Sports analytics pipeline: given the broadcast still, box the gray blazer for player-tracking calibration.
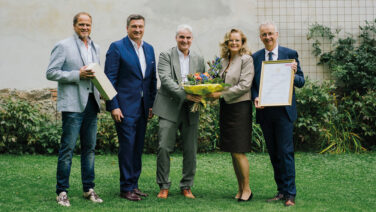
[152,47,206,123]
[220,54,254,104]
[46,34,101,112]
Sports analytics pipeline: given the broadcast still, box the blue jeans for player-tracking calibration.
[56,95,98,194]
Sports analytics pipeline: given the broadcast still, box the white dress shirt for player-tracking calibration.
[130,39,146,78]
[265,44,279,61]
[177,48,190,82]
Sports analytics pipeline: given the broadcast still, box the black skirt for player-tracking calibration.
[219,99,252,153]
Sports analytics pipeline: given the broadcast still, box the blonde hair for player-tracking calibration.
[220,29,251,58]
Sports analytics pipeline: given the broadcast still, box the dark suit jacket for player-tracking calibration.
[105,36,157,119]
[251,45,305,123]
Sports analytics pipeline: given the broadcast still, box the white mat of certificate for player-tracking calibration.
[259,59,295,106]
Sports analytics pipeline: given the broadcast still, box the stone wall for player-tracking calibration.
[0,88,59,118]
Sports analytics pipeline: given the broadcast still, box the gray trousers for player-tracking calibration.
[156,107,199,190]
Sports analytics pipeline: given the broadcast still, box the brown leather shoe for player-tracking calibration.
[133,188,148,197]
[181,189,195,199]
[285,196,295,206]
[267,193,285,202]
[157,189,169,199]
[120,191,141,201]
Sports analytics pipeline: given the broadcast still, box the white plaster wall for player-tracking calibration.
[0,0,258,90]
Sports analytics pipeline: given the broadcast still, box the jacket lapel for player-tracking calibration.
[188,53,195,75]
[219,58,229,78]
[277,45,285,60]
[124,36,143,78]
[142,44,149,76]
[171,47,182,83]
[73,35,87,66]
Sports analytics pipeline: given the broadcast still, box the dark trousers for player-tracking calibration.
[116,102,146,192]
[56,94,98,194]
[260,107,296,197]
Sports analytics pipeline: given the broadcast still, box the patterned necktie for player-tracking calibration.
[268,52,273,61]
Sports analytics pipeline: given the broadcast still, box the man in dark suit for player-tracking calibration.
[251,22,305,206]
[105,14,157,201]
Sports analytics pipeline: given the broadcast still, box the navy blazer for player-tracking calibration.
[251,46,305,123]
[105,36,157,119]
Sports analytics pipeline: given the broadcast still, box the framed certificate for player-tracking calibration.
[258,59,295,106]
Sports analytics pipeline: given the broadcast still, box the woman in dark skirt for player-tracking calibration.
[207,29,254,201]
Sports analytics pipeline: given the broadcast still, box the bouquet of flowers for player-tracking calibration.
[183,57,230,112]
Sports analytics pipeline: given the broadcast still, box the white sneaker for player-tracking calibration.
[56,191,71,207]
[83,188,103,203]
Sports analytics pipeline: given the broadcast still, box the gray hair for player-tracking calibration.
[176,24,193,36]
[127,14,145,27]
[259,21,278,33]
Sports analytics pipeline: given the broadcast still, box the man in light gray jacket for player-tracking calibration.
[46,12,102,207]
[152,24,205,199]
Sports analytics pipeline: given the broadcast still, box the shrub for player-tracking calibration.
[307,19,376,95]
[0,98,61,154]
[33,121,61,154]
[319,110,364,154]
[294,80,337,151]
[306,19,376,152]
[197,101,221,152]
[96,112,119,154]
[144,115,159,154]
[337,90,376,150]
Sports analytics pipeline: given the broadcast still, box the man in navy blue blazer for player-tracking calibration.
[251,22,305,206]
[105,14,157,201]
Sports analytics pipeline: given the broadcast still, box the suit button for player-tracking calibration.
[87,88,89,90]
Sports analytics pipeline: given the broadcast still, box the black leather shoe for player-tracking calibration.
[133,188,148,197]
[238,192,253,202]
[267,193,285,202]
[120,191,141,201]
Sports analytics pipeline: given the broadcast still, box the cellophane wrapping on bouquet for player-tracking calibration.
[183,57,230,112]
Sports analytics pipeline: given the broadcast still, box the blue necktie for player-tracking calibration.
[268,52,273,61]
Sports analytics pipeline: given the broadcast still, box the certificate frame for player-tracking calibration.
[258,59,295,107]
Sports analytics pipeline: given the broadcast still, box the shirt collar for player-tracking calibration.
[74,33,92,46]
[265,44,278,56]
[130,38,144,49]
[177,47,190,58]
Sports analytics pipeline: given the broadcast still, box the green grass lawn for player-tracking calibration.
[0,152,375,211]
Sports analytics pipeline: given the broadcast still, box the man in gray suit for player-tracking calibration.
[46,12,103,207]
[153,24,205,199]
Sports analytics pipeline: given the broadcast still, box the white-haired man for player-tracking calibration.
[251,22,305,206]
[152,24,205,199]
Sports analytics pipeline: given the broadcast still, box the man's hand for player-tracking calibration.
[291,62,297,74]
[111,108,124,123]
[186,94,202,103]
[254,97,264,109]
[206,92,221,100]
[148,108,153,120]
[79,66,95,79]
